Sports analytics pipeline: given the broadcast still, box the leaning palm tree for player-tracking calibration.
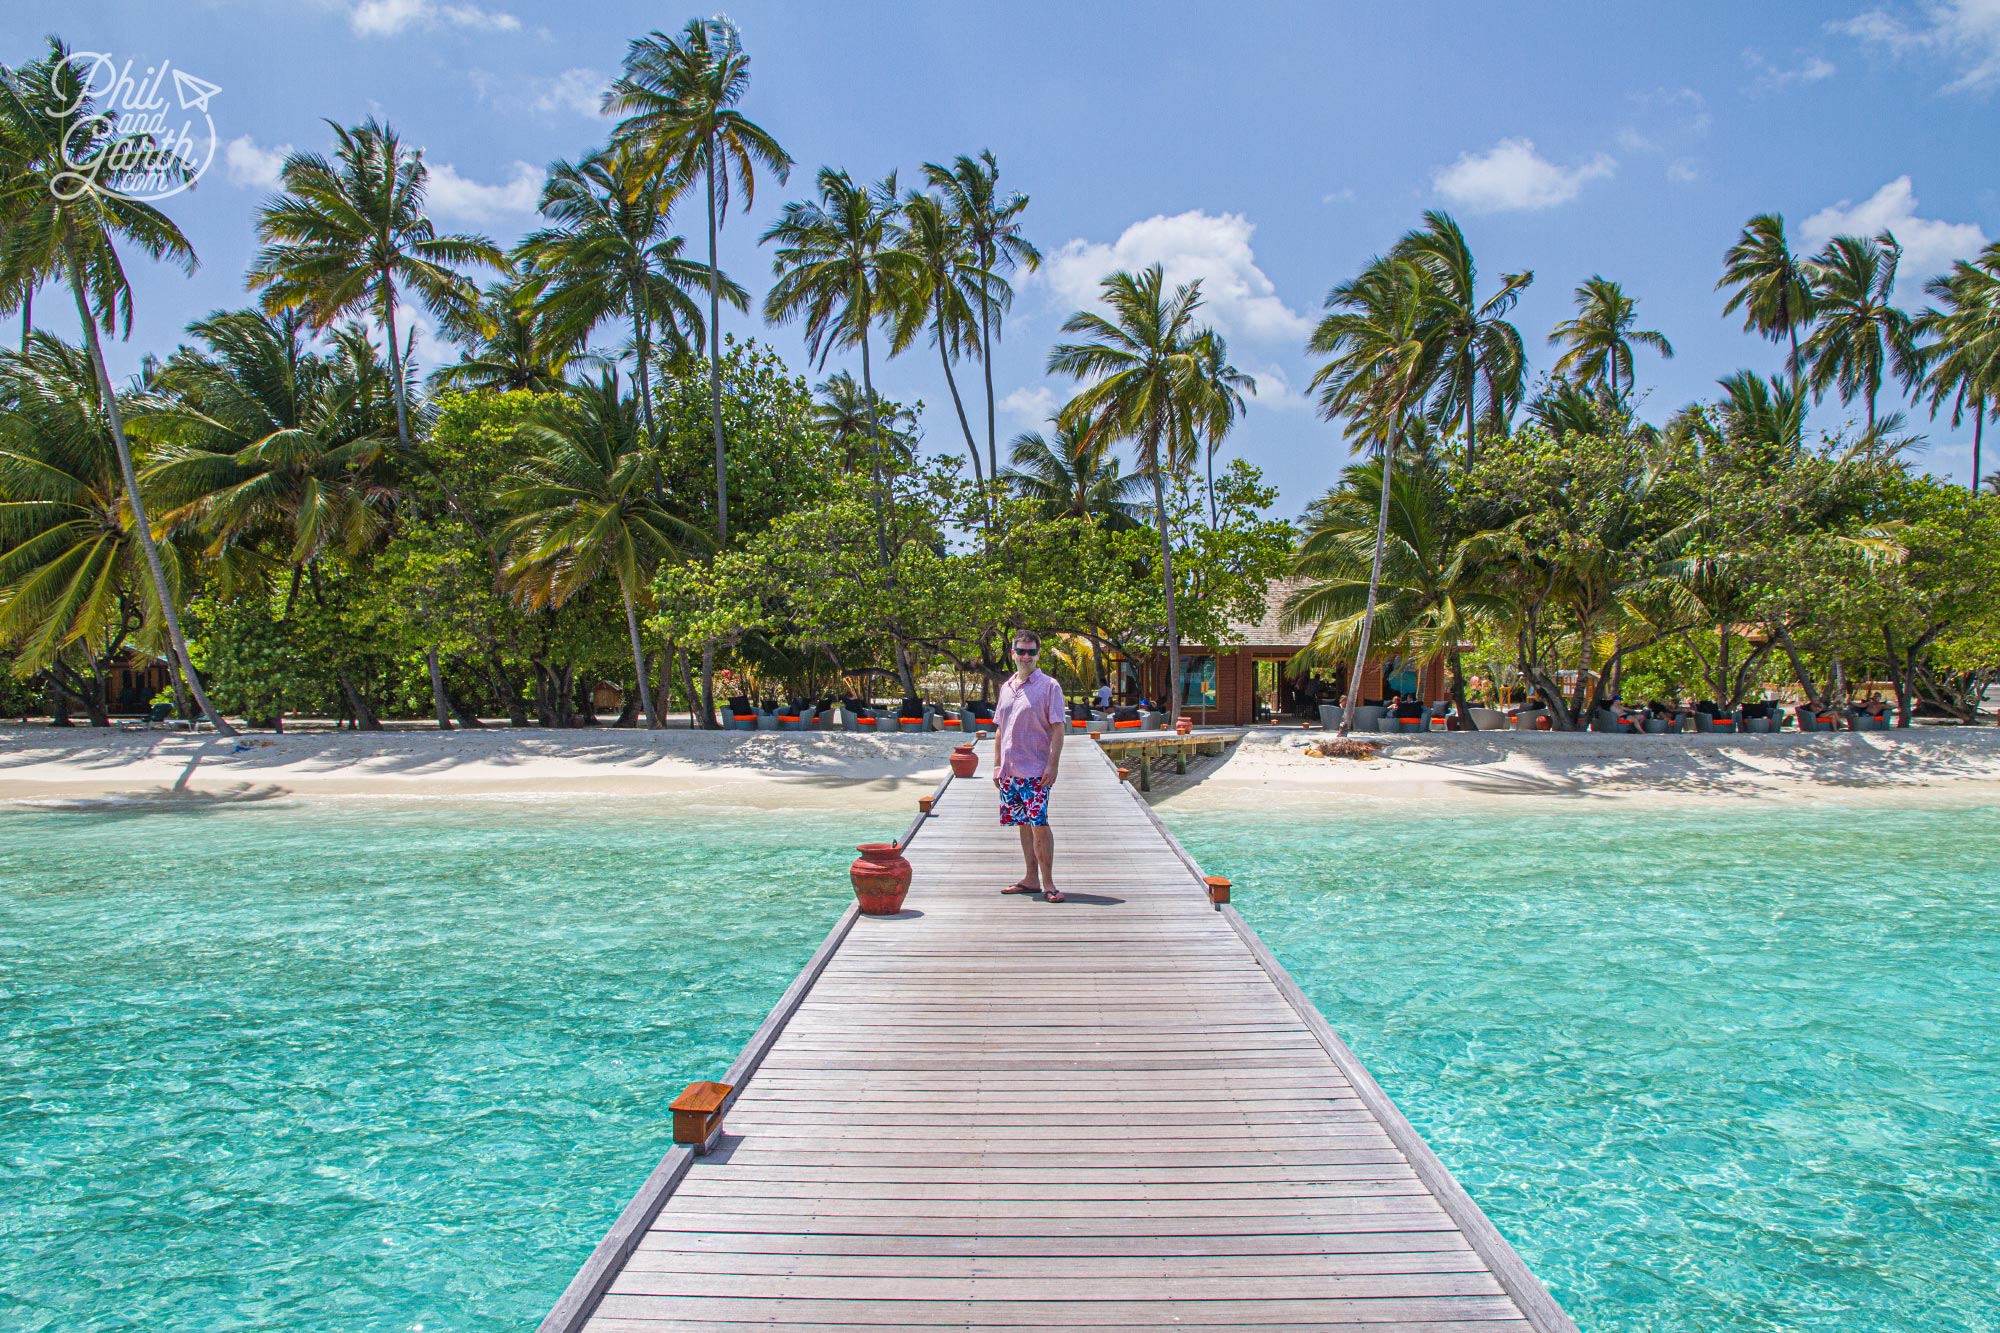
[1549,275,1673,398]
[1190,330,1255,528]
[1719,212,1815,383]
[1281,455,1502,728]
[888,190,997,492]
[516,144,742,436]
[1716,370,1806,454]
[606,17,792,548]
[1914,245,2000,491]
[246,117,501,449]
[1048,264,1230,724]
[0,334,171,710]
[497,374,707,729]
[1391,210,1530,450]
[924,151,1040,483]
[1801,232,1920,434]
[0,38,233,732]
[1002,419,1148,527]
[1306,255,1449,735]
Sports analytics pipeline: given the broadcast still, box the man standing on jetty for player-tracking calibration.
[994,629,1065,903]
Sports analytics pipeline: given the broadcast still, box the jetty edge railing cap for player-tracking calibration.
[533,766,955,1333]
[1111,744,1582,1333]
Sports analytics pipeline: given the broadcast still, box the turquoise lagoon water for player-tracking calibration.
[0,795,877,1333]
[5,793,1997,1333]
[1166,798,2000,1333]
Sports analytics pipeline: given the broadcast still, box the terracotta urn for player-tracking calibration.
[949,744,979,779]
[849,842,913,914]
[1175,717,1193,735]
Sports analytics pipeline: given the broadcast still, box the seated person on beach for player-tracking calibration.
[1394,697,1424,720]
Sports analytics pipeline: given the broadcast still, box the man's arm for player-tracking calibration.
[1044,729,1063,785]
[991,692,1006,783]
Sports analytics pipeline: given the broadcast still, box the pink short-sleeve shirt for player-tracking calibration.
[995,669,1066,781]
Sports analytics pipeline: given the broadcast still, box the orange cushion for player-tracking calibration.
[856,717,876,725]
[1113,719,1140,730]
[732,714,757,721]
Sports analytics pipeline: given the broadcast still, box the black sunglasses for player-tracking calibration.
[1012,646,1039,656]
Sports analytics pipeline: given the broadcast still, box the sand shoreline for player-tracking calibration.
[4,724,1999,815]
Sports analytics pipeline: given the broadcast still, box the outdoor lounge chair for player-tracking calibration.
[1512,706,1550,731]
[1795,705,1839,733]
[1108,706,1143,732]
[726,695,760,732]
[1691,702,1737,733]
[959,702,994,734]
[1139,710,1166,731]
[1852,708,1891,732]
[1469,705,1508,731]
[1592,706,1642,734]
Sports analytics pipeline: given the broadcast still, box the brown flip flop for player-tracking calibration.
[1001,881,1040,894]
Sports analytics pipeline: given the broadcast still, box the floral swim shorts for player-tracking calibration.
[998,775,1051,827]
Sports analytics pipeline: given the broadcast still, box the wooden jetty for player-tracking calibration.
[539,741,1578,1332]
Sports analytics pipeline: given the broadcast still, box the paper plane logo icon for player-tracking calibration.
[172,68,221,112]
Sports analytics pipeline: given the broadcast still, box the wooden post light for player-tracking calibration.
[917,795,934,815]
[671,1081,732,1155]
[1203,875,1232,910]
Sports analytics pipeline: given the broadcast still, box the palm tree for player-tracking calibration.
[607,16,792,548]
[497,373,706,729]
[1716,370,1806,453]
[0,334,170,721]
[764,168,913,503]
[1719,212,1815,382]
[1191,330,1254,528]
[432,271,588,394]
[1390,210,1530,450]
[517,145,741,436]
[889,190,997,492]
[1801,232,1920,433]
[1305,255,1449,735]
[814,371,916,474]
[1915,245,2000,491]
[134,310,394,589]
[0,38,233,732]
[1549,275,1673,397]
[246,117,501,449]
[1281,455,1502,727]
[1048,264,1231,724]
[1002,419,1148,527]
[924,151,1040,483]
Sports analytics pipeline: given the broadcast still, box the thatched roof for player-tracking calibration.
[1215,576,1315,649]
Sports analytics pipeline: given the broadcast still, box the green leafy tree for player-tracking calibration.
[0,38,232,730]
[1719,212,1815,382]
[433,269,587,395]
[607,16,792,547]
[1915,244,2000,492]
[1003,418,1146,527]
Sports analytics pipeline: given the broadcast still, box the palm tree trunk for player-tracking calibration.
[860,326,890,569]
[425,647,452,730]
[706,143,728,545]
[1463,347,1477,457]
[380,276,411,448]
[1866,382,1877,436]
[632,300,656,440]
[620,582,652,728]
[978,261,998,487]
[1972,398,1984,492]
[1338,430,1397,737]
[1205,440,1217,530]
[698,642,718,729]
[1149,421,1182,726]
[20,287,30,355]
[1447,646,1477,731]
[65,262,235,737]
[937,335,985,492]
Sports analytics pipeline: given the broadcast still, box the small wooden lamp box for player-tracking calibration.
[670,1081,732,1155]
[1203,875,1232,908]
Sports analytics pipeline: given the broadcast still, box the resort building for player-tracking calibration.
[1108,578,1448,725]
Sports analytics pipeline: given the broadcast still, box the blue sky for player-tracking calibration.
[11,0,2000,511]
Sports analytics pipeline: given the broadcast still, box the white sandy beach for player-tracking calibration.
[1156,725,2000,811]
[4,723,2000,814]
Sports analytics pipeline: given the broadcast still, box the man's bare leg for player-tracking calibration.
[1015,825,1042,890]
[1032,825,1058,900]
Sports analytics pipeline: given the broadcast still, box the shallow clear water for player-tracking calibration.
[0,795,881,1333]
[1165,798,2000,1333]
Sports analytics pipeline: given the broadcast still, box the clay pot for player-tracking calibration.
[1175,717,1193,735]
[849,842,912,914]
[949,744,979,779]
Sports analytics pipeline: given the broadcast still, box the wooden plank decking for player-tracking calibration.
[540,742,1577,1332]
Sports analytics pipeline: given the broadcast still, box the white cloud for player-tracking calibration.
[1835,0,2000,92]
[223,135,290,189]
[425,159,543,222]
[999,385,1057,423]
[345,0,520,37]
[1745,50,1838,89]
[1667,159,1703,184]
[1237,362,1312,413]
[527,67,609,117]
[1321,187,1356,205]
[1431,137,1615,213]
[1802,175,1989,289]
[1039,211,1310,342]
